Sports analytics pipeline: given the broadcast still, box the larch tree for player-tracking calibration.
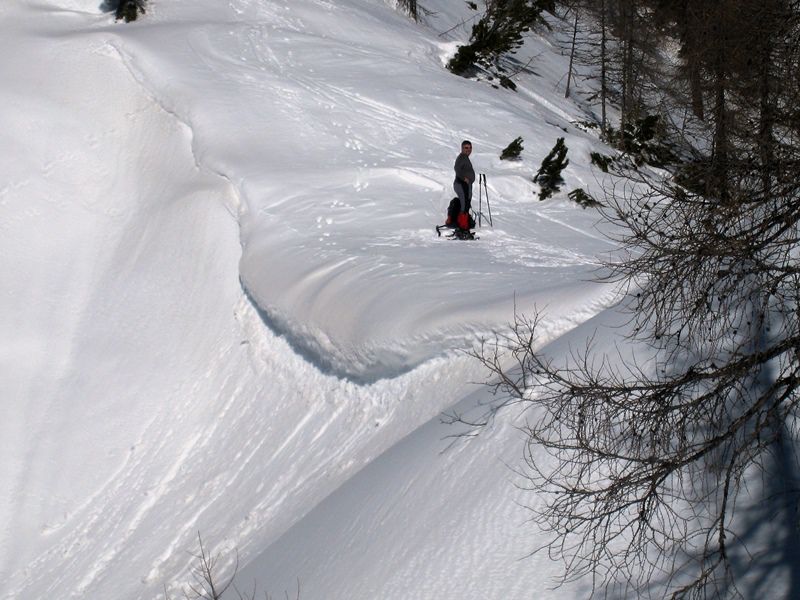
[461,1,800,597]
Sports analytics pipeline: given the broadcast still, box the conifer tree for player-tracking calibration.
[499,136,524,160]
[533,137,569,199]
[447,0,552,78]
[115,0,145,22]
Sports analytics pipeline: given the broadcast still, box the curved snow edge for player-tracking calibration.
[240,279,484,384]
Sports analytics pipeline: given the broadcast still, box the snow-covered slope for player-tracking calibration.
[231,310,625,600]
[106,0,618,382]
[1,1,622,599]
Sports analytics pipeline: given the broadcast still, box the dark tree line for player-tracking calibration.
[464,1,800,597]
[560,0,659,135]
[562,0,799,161]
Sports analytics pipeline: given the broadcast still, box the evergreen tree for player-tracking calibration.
[447,0,552,78]
[499,136,524,160]
[567,187,600,208]
[534,137,569,199]
[115,0,145,22]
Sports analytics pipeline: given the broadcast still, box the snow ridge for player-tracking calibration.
[3,1,625,599]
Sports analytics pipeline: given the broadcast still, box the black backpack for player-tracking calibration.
[445,197,475,229]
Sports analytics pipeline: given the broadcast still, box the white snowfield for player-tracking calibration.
[2,0,623,598]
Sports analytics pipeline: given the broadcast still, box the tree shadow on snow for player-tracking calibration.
[723,429,800,599]
[706,313,800,598]
[642,315,800,599]
[727,309,800,598]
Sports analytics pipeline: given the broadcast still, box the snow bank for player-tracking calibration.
[102,0,618,381]
[1,1,624,599]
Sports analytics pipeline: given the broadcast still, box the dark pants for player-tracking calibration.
[454,179,472,213]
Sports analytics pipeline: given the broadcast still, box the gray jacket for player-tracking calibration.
[454,153,475,185]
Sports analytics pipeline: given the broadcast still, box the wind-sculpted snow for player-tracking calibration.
[102,0,617,381]
[2,1,623,599]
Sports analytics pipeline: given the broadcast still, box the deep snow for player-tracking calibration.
[2,1,641,599]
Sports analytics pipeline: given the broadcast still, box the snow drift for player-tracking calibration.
[1,1,624,599]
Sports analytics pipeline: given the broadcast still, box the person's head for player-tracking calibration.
[460,140,473,155]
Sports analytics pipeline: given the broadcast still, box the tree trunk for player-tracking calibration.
[565,9,580,98]
[684,3,705,120]
[601,0,607,134]
[619,0,635,139]
[710,48,730,202]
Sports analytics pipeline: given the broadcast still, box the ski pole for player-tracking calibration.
[485,175,493,227]
[480,174,493,227]
[478,174,483,228]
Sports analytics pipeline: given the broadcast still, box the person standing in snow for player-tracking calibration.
[453,140,475,230]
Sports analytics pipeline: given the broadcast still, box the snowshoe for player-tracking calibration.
[435,224,477,240]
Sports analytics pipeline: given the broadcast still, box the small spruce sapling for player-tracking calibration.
[590,151,612,172]
[568,188,600,208]
[115,0,145,22]
[534,137,569,200]
[500,137,524,160]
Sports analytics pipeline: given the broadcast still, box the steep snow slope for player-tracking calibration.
[107,0,618,382]
[0,1,244,595]
[233,309,636,600]
[1,1,622,599]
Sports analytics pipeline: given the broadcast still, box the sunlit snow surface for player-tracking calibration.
[0,1,633,598]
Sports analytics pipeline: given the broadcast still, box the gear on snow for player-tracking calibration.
[436,197,477,240]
